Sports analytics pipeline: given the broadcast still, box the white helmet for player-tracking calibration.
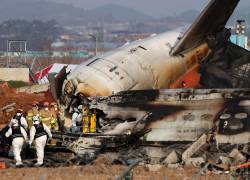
[32,115,41,125]
[78,105,83,110]
[11,118,19,127]
[77,105,83,113]
[16,112,22,117]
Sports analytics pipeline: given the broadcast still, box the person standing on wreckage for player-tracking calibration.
[5,118,28,167]
[29,115,52,167]
[71,105,83,133]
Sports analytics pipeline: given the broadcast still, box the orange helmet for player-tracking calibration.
[43,102,49,107]
[32,101,39,106]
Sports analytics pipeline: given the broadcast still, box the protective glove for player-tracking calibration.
[47,138,52,144]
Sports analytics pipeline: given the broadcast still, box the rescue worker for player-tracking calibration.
[50,102,59,115]
[49,103,59,131]
[82,105,91,133]
[40,101,58,131]
[26,101,40,127]
[9,110,28,130]
[71,105,83,133]
[5,118,28,167]
[29,115,52,166]
[90,109,97,133]
[31,101,40,112]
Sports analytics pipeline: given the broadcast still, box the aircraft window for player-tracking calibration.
[239,100,250,106]
[138,46,147,50]
[109,66,117,72]
[235,113,248,119]
[183,113,195,121]
[86,58,101,66]
[228,122,244,130]
[129,48,137,54]
[129,46,147,54]
[201,114,213,121]
[219,114,231,120]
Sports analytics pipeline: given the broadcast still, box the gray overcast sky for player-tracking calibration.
[48,0,249,17]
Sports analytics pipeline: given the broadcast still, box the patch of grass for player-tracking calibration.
[7,81,29,88]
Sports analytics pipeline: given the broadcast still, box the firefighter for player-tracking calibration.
[40,102,58,131]
[50,102,59,114]
[82,105,90,133]
[9,110,28,130]
[26,101,40,127]
[29,115,52,167]
[90,109,97,133]
[71,105,83,133]
[49,103,59,131]
[5,118,28,167]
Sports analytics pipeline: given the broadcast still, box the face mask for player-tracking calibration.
[12,119,19,127]
[33,121,40,125]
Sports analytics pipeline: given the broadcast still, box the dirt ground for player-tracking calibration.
[0,155,232,180]
[0,165,231,180]
[0,83,51,127]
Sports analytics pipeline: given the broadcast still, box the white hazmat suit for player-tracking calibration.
[71,106,83,133]
[29,118,52,166]
[9,115,28,130]
[5,120,28,166]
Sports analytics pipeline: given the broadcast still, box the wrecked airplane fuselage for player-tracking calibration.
[58,0,240,108]
[89,89,250,143]
[61,35,209,107]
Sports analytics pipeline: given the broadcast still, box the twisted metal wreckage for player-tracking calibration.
[1,0,250,171]
[52,0,250,152]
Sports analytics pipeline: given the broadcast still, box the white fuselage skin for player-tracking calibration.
[64,31,209,97]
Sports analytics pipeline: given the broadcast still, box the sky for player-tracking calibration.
[48,0,249,17]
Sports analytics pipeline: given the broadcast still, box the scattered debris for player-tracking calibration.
[116,159,140,180]
[0,103,16,113]
[167,163,181,169]
[218,156,232,166]
[182,134,208,162]
[229,149,246,164]
[163,150,180,165]
[232,161,250,170]
[145,164,163,172]
[185,157,206,167]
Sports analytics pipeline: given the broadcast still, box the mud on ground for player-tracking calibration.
[0,165,231,180]
[0,154,232,180]
[0,83,47,127]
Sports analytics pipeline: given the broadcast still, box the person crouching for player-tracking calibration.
[29,115,52,167]
[5,118,28,167]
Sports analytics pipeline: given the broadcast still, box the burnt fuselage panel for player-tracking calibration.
[90,89,250,142]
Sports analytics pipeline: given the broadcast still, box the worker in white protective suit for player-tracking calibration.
[5,118,28,167]
[29,115,52,166]
[9,110,28,131]
[71,105,83,133]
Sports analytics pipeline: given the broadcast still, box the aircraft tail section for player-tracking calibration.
[170,0,240,56]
